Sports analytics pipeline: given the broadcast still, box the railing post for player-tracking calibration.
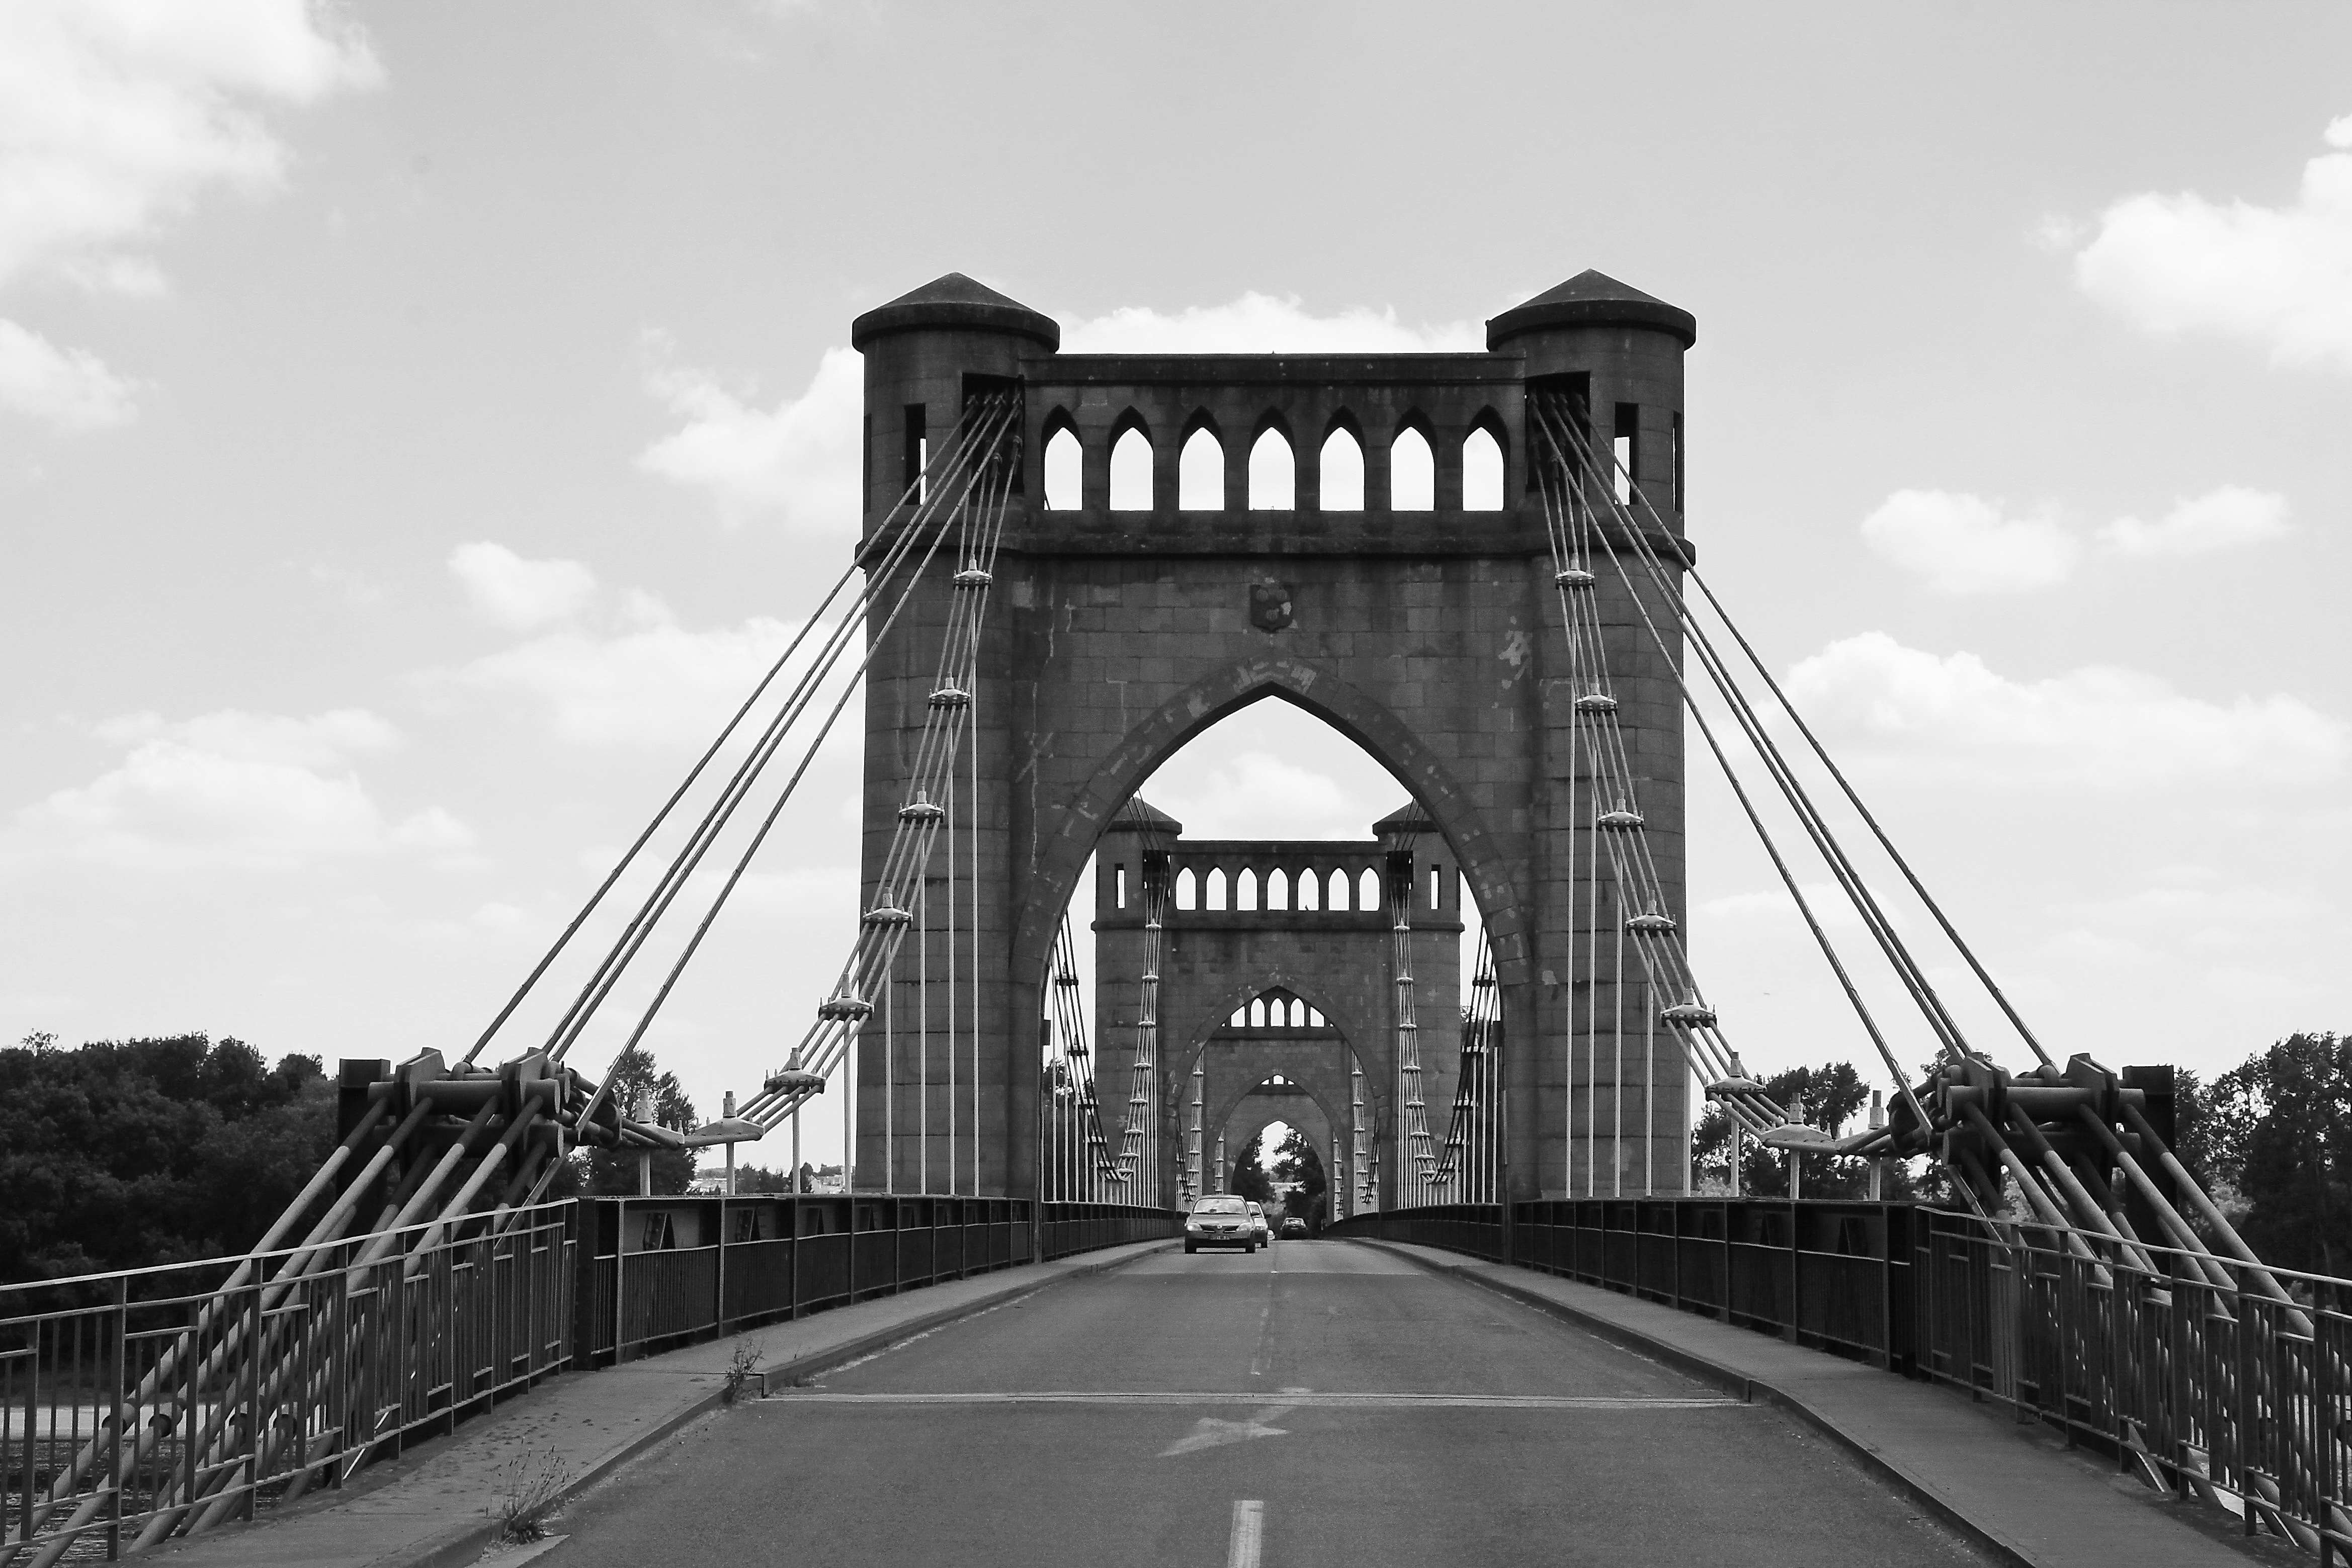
[111,1275,128,1557]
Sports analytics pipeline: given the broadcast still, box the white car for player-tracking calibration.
[1184,1195,1254,1254]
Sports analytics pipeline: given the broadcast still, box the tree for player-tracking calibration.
[1269,1127,1327,1226]
[0,1033,333,1282]
[1227,1131,1273,1204]
[579,1047,699,1196]
[2176,1033,2350,1275]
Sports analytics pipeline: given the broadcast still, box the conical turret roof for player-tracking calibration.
[850,272,1060,351]
[1487,269,1696,349]
[1107,797,1185,837]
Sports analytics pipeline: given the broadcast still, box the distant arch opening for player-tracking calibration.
[1179,425,1224,510]
[1319,426,1365,511]
[1248,427,1295,510]
[1236,866,1259,910]
[1110,423,1152,509]
[1391,426,1434,511]
[1205,865,1229,910]
[1042,422,1081,510]
[1464,424,1505,511]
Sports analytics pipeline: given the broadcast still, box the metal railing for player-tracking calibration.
[575,1196,1180,1365]
[1330,1199,2352,1554]
[4,1196,1177,1562]
[1,1203,574,1568]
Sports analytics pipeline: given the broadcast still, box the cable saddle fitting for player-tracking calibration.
[952,568,993,588]
[1660,1001,1718,1029]
[898,801,945,823]
[1597,808,1646,831]
[1625,911,1678,935]
[816,995,873,1021]
[928,686,972,708]
[862,906,913,926]
[1573,694,1620,715]
[1554,568,1595,590]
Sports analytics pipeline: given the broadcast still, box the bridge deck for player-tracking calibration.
[553,1241,1988,1568]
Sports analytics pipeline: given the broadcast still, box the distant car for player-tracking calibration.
[1246,1202,1271,1246]
[1280,1217,1307,1238]
[1185,1195,1254,1254]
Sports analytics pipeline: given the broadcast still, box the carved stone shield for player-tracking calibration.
[1249,579,1295,633]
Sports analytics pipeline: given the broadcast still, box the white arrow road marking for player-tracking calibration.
[1228,1500,1265,1568]
[1160,1405,1295,1457]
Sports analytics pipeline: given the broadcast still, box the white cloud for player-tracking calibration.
[1060,294,1481,355]
[1862,485,2290,590]
[455,595,809,747]
[0,317,141,430]
[636,294,1481,529]
[637,342,862,532]
[2098,485,2290,559]
[4,707,469,870]
[1698,883,1886,934]
[2071,116,2352,371]
[0,0,378,291]
[448,541,598,630]
[1859,490,2079,595]
[1786,632,2349,787]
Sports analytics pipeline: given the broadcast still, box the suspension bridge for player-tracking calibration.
[4,270,2345,1568]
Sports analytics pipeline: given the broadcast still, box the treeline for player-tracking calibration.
[1,1033,337,1282]
[0,1034,709,1285]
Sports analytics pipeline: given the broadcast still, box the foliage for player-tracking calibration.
[493,1449,571,1543]
[1689,1059,1921,1200]
[1269,1127,1327,1224]
[0,1032,334,1283]
[1226,1131,1273,1203]
[578,1046,698,1195]
[720,1337,767,1406]
[2175,1033,2351,1277]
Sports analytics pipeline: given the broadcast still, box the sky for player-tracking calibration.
[2,2,2347,1173]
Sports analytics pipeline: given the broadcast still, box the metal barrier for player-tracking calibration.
[4,1196,1176,1561]
[0,1203,574,1567]
[1330,1199,2352,1553]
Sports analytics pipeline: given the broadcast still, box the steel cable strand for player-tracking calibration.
[1530,426,1755,1107]
[770,425,1023,1126]
[1533,398,1971,1091]
[540,409,1001,1074]
[1050,919,1120,1189]
[695,404,1021,1130]
[1542,397,2015,1072]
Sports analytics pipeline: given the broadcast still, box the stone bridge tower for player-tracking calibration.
[851,269,1696,1205]
[1093,802,1464,1210]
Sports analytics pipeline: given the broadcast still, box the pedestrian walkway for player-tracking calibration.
[141,1240,1174,1568]
[1358,1240,2285,1568]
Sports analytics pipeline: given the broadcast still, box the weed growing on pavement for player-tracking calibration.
[494,1448,570,1543]
[721,1337,768,1405]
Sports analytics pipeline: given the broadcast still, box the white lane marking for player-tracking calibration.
[1228,1500,1265,1568]
[808,1289,1045,1381]
[770,1391,1739,1409]
[1246,1269,1277,1378]
[1160,1407,1294,1458]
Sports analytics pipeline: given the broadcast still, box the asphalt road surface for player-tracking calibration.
[548,1240,1993,1567]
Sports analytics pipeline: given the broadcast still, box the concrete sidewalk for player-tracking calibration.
[142,1239,1175,1568]
[1358,1240,2289,1568]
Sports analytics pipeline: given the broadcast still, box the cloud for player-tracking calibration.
[0,317,142,430]
[0,0,379,291]
[1859,490,2079,594]
[454,594,809,747]
[1060,293,1482,355]
[636,341,862,532]
[1785,633,2350,787]
[1862,485,2290,590]
[4,708,469,870]
[448,541,598,630]
[2097,485,2290,559]
[2070,115,2352,371]
[635,294,1481,529]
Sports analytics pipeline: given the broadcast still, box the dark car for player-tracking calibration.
[1184,1195,1254,1253]
[1280,1217,1307,1238]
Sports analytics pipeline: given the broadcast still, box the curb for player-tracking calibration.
[1353,1239,2043,1568]
[372,1240,1175,1568]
